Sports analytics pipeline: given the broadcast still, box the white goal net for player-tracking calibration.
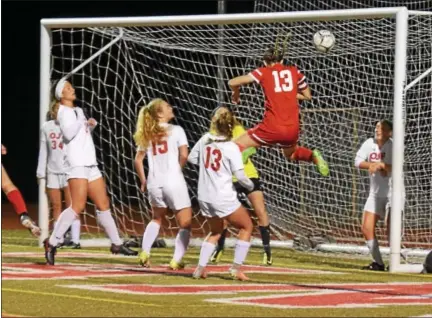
[44,8,431,256]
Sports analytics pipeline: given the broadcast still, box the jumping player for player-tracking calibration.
[134,98,192,270]
[37,101,80,248]
[228,48,329,176]
[2,144,40,236]
[208,106,273,265]
[44,79,137,265]
[188,111,254,281]
[355,120,397,271]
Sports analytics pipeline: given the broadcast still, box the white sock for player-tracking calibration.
[96,209,122,245]
[198,241,216,267]
[366,239,384,265]
[49,208,77,246]
[71,218,81,244]
[52,220,64,244]
[233,240,251,266]
[172,229,190,263]
[141,221,161,254]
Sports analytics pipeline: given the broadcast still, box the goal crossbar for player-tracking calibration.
[40,7,408,28]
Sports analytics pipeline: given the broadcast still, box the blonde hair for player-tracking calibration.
[48,100,60,120]
[212,111,236,142]
[133,98,168,149]
[210,106,241,137]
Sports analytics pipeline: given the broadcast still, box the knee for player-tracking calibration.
[243,219,254,234]
[152,216,163,226]
[178,219,191,230]
[71,202,86,214]
[361,222,373,236]
[97,198,110,211]
[51,201,62,215]
[2,182,16,194]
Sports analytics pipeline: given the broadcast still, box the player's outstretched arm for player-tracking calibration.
[134,150,147,192]
[228,75,255,104]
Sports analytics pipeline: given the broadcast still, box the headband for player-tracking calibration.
[55,79,67,100]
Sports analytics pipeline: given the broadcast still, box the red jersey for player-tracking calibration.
[249,64,308,128]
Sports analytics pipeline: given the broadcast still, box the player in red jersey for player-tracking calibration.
[228,48,329,176]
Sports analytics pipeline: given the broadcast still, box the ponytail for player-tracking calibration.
[133,98,167,149]
[213,111,235,142]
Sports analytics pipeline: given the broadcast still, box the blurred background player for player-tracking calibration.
[355,120,395,271]
[188,111,254,281]
[37,101,80,249]
[209,106,272,265]
[2,144,40,236]
[228,47,329,177]
[44,79,137,265]
[134,98,192,270]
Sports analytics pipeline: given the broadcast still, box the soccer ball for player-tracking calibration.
[313,30,336,53]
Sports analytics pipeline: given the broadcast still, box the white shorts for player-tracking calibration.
[46,173,68,189]
[363,196,389,219]
[66,166,102,182]
[148,181,191,211]
[198,199,241,219]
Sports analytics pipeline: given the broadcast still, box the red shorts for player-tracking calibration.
[247,122,299,148]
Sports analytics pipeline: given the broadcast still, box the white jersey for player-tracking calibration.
[188,133,244,204]
[57,105,97,168]
[138,123,188,189]
[355,138,393,198]
[36,120,67,178]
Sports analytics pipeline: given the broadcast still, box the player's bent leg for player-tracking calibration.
[234,132,261,151]
[47,188,65,246]
[170,207,192,270]
[362,210,385,271]
[248,190,272,265]
[285,146,329,177]
[88,176,137,256]
[225,206,253,281]
[194,217,224,279]
[139,206,167,267]
[210,220,228,264]
[45,178,86,265]
[2,165,40,236]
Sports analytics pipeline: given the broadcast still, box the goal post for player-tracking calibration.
[39,7,431,273]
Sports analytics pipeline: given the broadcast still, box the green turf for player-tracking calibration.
[2,229,431,317]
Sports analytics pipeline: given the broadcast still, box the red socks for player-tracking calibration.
[6,189,28,215]
[291,147,313,162]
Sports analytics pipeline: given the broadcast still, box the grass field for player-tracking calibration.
[2,229,432,317]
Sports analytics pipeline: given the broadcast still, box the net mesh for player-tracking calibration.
[49,9,432,249]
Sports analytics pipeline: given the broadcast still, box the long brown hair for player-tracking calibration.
[48,100,60,121]
[133,98,168,149]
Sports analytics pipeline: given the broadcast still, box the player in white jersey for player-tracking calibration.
[355,120,394,271]
[134,98,192,270]
[37,101,80,248]
[188,111,254,281]
[44,79,137,265]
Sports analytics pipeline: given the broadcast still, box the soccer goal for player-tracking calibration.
[39,7,432,273]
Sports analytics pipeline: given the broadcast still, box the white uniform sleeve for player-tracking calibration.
[188,136,204,165]
[355,139,371,168]
[233,169,254,192]
[36,127,48,178]
[228,143,245,173]
[176,126,188,148]
[59,108,83,141]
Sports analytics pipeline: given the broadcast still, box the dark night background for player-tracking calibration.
[1,0,256,203]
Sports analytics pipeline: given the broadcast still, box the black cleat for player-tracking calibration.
[60,241,81,249]
[43,238,57,265]
[362,262,385,271]
[110,244,138,256]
